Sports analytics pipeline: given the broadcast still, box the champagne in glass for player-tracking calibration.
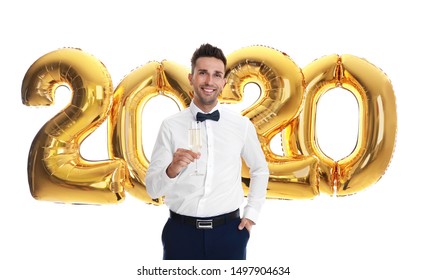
[189,121,203,176]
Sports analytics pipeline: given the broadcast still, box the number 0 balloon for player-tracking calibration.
[108,60,193,205]
[285,54,397,196]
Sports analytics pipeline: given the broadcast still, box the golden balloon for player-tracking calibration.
[108,60,193,205]
[285,54,397,196]
[22,48,128,204]
[223,45,320,199]
[22,47,396,204]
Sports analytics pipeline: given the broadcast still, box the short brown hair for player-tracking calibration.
[190,43,227,73]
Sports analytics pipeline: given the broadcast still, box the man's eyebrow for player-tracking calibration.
[214,70,224,75]
[197,68,224,75]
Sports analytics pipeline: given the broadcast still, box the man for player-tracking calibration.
[145,43,269,260]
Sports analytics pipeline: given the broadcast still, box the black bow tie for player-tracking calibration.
[196,110,220,122]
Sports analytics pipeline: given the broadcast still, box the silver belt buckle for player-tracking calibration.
[196,219,213,229]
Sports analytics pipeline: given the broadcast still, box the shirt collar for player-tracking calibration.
[190,101,221,119]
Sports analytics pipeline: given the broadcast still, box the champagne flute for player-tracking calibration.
[188,121,203,176]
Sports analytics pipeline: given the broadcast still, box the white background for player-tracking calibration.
[1,1,425,279]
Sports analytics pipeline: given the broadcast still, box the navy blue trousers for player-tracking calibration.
[161,215,250,260]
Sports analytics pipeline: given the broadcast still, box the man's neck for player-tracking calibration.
[193,100,218,113]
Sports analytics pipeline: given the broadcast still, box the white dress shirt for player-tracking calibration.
[145,101,269,223]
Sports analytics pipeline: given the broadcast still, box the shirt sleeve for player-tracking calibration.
[241,118,270,223]
[145,121,178,199]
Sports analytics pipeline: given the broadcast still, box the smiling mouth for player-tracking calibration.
[201,87,216,94]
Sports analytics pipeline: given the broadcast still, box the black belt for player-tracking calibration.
[169,209,240,229]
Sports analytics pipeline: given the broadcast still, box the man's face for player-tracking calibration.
[188,56,226,112]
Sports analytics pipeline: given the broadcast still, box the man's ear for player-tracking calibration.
[188,73,193,85]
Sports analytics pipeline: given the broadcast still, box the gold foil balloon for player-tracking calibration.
[223,45,320,199]
[23,47,396,204]
[285,54,397,196]
[108,60,192,205]
[22,48,129,204]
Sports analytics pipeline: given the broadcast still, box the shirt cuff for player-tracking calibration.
[242,205,260,224]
